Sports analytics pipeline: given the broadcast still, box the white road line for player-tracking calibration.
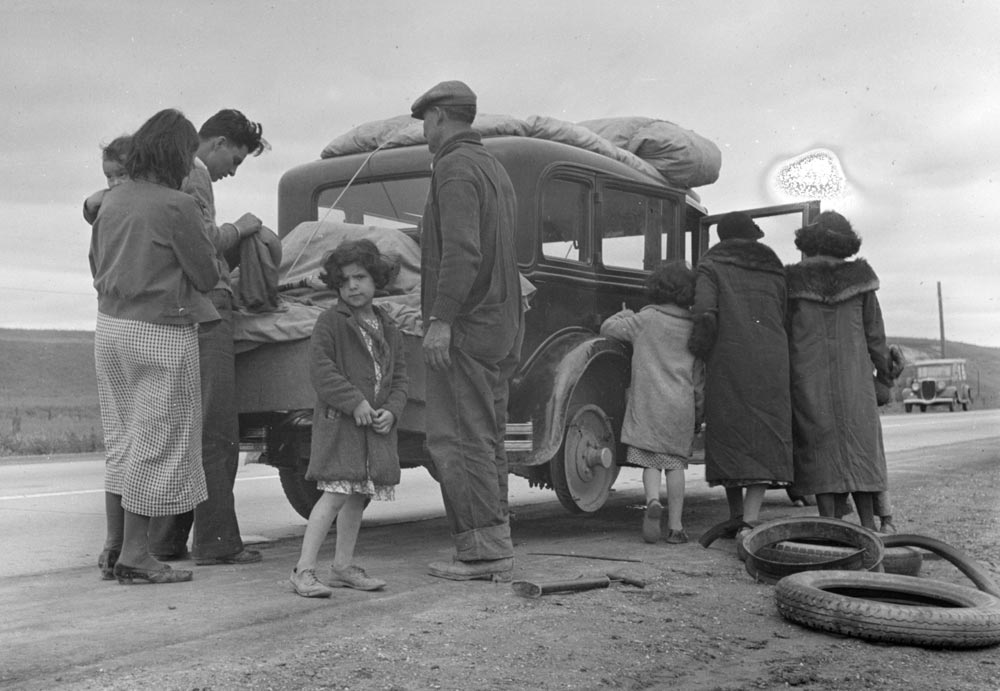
[0,474,275,501]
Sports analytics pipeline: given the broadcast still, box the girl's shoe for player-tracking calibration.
[98,549,120,581]
[113,561,192,585]
[664,529,689,544]
[290,567,334,598]
[642,500,663,544]
[329,565,386,591]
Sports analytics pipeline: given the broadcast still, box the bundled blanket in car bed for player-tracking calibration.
[232,220,423,351]
[319,113,719,189]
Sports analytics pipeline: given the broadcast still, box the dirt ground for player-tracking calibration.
[3,439,999,691]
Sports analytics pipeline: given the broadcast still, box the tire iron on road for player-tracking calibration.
[511,571,647,598]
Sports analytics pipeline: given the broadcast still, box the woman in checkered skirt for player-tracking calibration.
[90,109,220,584]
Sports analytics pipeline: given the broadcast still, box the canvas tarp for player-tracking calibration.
[232,220,423,350]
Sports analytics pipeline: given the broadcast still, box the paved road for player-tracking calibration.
[0,410,996,690]
[0,409,996,580]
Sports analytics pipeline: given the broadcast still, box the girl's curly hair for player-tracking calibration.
[794,210,862,258]
[646,260,696,308]
[319,239,398,292]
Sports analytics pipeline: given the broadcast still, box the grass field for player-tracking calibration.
[0,329,101,456]
[1,328,997,456]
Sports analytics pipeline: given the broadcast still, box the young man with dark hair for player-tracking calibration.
[147,109,269,566]
[411,81,524,582]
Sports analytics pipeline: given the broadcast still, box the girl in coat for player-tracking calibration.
[688,212,794,536]
[290,239,408,597]
[786,211,893,530]
[601,262,705,544]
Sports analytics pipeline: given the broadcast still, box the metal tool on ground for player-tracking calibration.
[511,571,647,598]
[526,552,642,563]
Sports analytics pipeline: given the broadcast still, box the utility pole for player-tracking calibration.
[937,281,946,358]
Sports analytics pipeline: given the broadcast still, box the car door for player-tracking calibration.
[694,201,821,267]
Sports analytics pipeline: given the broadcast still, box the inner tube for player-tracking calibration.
[882,534,1000,597]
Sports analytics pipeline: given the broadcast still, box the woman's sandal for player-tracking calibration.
[98,549,120,581]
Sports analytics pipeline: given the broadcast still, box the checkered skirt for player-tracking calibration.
[95,313,208,516]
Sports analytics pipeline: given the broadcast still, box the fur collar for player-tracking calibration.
[786,257,879,304]
[700,239,784,276]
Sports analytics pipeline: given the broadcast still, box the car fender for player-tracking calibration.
[509,327,630,467]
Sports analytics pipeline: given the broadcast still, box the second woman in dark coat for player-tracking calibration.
[785,211,892,530]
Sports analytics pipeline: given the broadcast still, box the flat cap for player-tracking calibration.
[410,80,477,119]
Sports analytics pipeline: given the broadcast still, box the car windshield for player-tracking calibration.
[917,364,953,378]
[316,177,429,232]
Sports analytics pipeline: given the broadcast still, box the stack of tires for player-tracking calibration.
[735,517,1000,649]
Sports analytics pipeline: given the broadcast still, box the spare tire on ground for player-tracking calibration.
[775,570,1000,649]
[741,517,884,584]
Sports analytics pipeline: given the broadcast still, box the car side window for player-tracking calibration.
[315,178,428,233]
[541,177,591,263]
[601,188,678,270]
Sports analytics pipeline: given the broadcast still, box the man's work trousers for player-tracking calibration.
[148,293,244,560]
[426,347,515,562]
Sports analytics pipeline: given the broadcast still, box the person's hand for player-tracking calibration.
[352,400,376,426]
[232,212,262,237]
[84,189,107,217]
[372,409,395,435]
[422,319,452,371]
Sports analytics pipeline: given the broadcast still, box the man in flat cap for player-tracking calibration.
[413,80,523,582]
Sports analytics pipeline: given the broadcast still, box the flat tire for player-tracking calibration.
[742,517,884,584]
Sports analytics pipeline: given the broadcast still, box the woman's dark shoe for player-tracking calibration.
[664,529,690,544]
[98,549,120,581]
[113,561,193,585]
[195,549,262,566]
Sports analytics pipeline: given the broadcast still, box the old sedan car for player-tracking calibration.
[902,358,973,412]
[233,130,818,516]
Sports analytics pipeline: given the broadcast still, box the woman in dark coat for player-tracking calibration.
[786,211,892,530]
[689,212,793,531]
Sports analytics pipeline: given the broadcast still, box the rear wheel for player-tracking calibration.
[550,404,619,513]
[279,466,322,519]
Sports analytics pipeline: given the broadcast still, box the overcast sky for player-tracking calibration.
[3,0,998,346]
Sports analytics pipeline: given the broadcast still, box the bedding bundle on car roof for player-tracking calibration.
[320,113,721,190]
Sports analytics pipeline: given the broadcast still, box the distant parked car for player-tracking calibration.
[902,358,973,412]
